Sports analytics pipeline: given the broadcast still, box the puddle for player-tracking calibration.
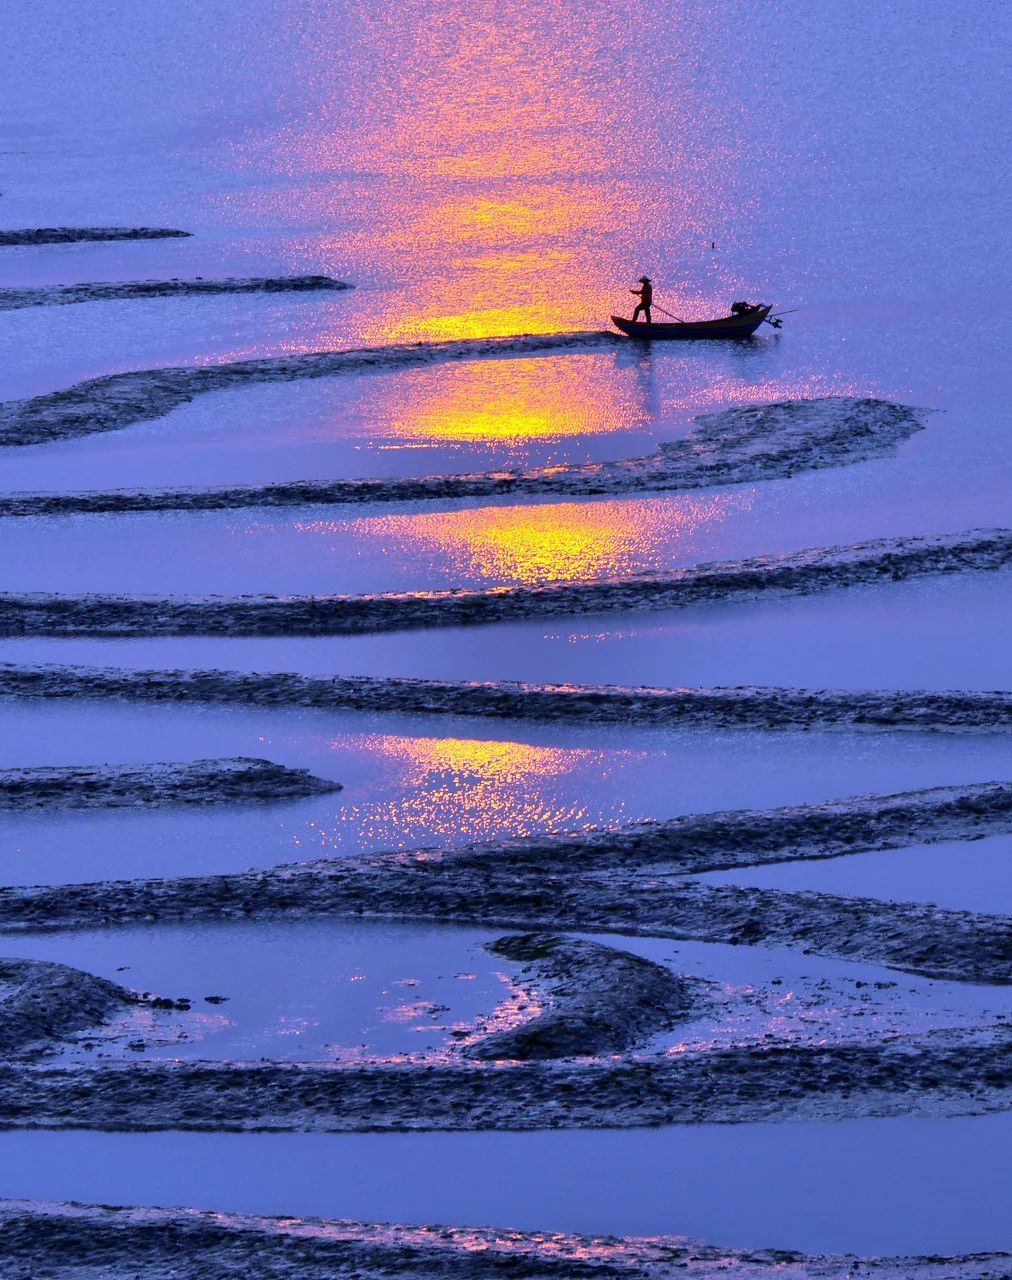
[0,920,507,1063]
[0,463,1006,599]
[0,492,757,596]
[593,934,1010,1055]
[0,918,1003,1065]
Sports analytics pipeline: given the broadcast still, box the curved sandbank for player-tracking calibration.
[3,1202,1007,1279]
[0,330,613,447]
[463,934,708,1060]
[0,275,353,310]
[0,398,925,514]
[0,757,341,810]
[0,227,191,246]
[2,781,1009,982]
[0,528,1005,638]
[0,958,133,1057]
[1,661,1009,733]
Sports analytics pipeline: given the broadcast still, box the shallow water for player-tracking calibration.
[0,1116,1009,1256]
[1,570,1006,692]
[1,698,1011,885]
[700,835,1012,916]
[1,0,1009,1260]
[0,354,668,489]
[1,462,1007,599]
[2,921,1001,1064]
[2,920,508,1063]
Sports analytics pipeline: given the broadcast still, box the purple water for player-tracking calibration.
[0,0,1009,1260]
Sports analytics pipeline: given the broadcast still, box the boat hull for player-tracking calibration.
[611,306,771,339]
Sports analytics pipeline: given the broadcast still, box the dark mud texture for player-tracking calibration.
[0,958,133,1057]
[2,781,1009,983]
[0,1027,1007,1132]
[4,869,1004,983]
[0,330,613,447]
[0,274,352,311]
[0,397,925,515]
[0,528,1006,638]
[2,661,1010,734]
[464,933,708,1060]
[0,226,191,246]
[0,757,341,810]
[434,779,1012,877]
[3,1203,1007,1280]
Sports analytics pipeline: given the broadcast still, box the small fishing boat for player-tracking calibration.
[611,303,774,340]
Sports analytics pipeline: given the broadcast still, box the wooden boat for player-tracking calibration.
[611,304,773,340]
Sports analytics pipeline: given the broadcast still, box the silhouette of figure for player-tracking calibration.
[630,276,653,323]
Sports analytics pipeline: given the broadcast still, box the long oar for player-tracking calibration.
[652,303,685,322]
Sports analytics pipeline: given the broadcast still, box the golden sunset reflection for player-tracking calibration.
[364,181,627,344]
[236,1,747,348]
[292,491,752,586]
[301,732,640,852]
[376,355,645,445]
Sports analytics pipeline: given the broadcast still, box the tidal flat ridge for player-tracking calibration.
[0,226,191,245]
[0,274,352,309]
[0,528,1004,636]
[0,757,341,809]
[2,781,1009,984]
[2,1202,1007,1279]
[0,397,925,512]
[0,1030,1008,1132]
[0,331,615,446]
[1,662,1009,732]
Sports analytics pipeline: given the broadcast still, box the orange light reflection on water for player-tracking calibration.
[367,354,646,446]
[210,0,802,517]
[368,180,630,344]
[291,491,752,586]
[238,0,748,348]
[303,732,641,853]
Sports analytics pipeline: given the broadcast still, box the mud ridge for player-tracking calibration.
[3,1202,1007,1280]
[463,934,709,1060]
[0,227,191,246]
[0,958,133,1057]
[0,757,341,809]
[2,823,1009,981]
[0,274,353,310]
[0,1028,1006,1132]
[1,661,1009,733]
[430,780,1012,876]
[0,398,925,514]
[0,528,1006,637]
[0,330,615,447]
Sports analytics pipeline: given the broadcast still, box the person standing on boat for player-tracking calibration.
[630,276,653,323]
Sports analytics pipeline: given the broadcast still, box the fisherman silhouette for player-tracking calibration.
[630,276,652,323]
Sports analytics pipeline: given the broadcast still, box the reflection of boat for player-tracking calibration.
[611,304,773,339]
